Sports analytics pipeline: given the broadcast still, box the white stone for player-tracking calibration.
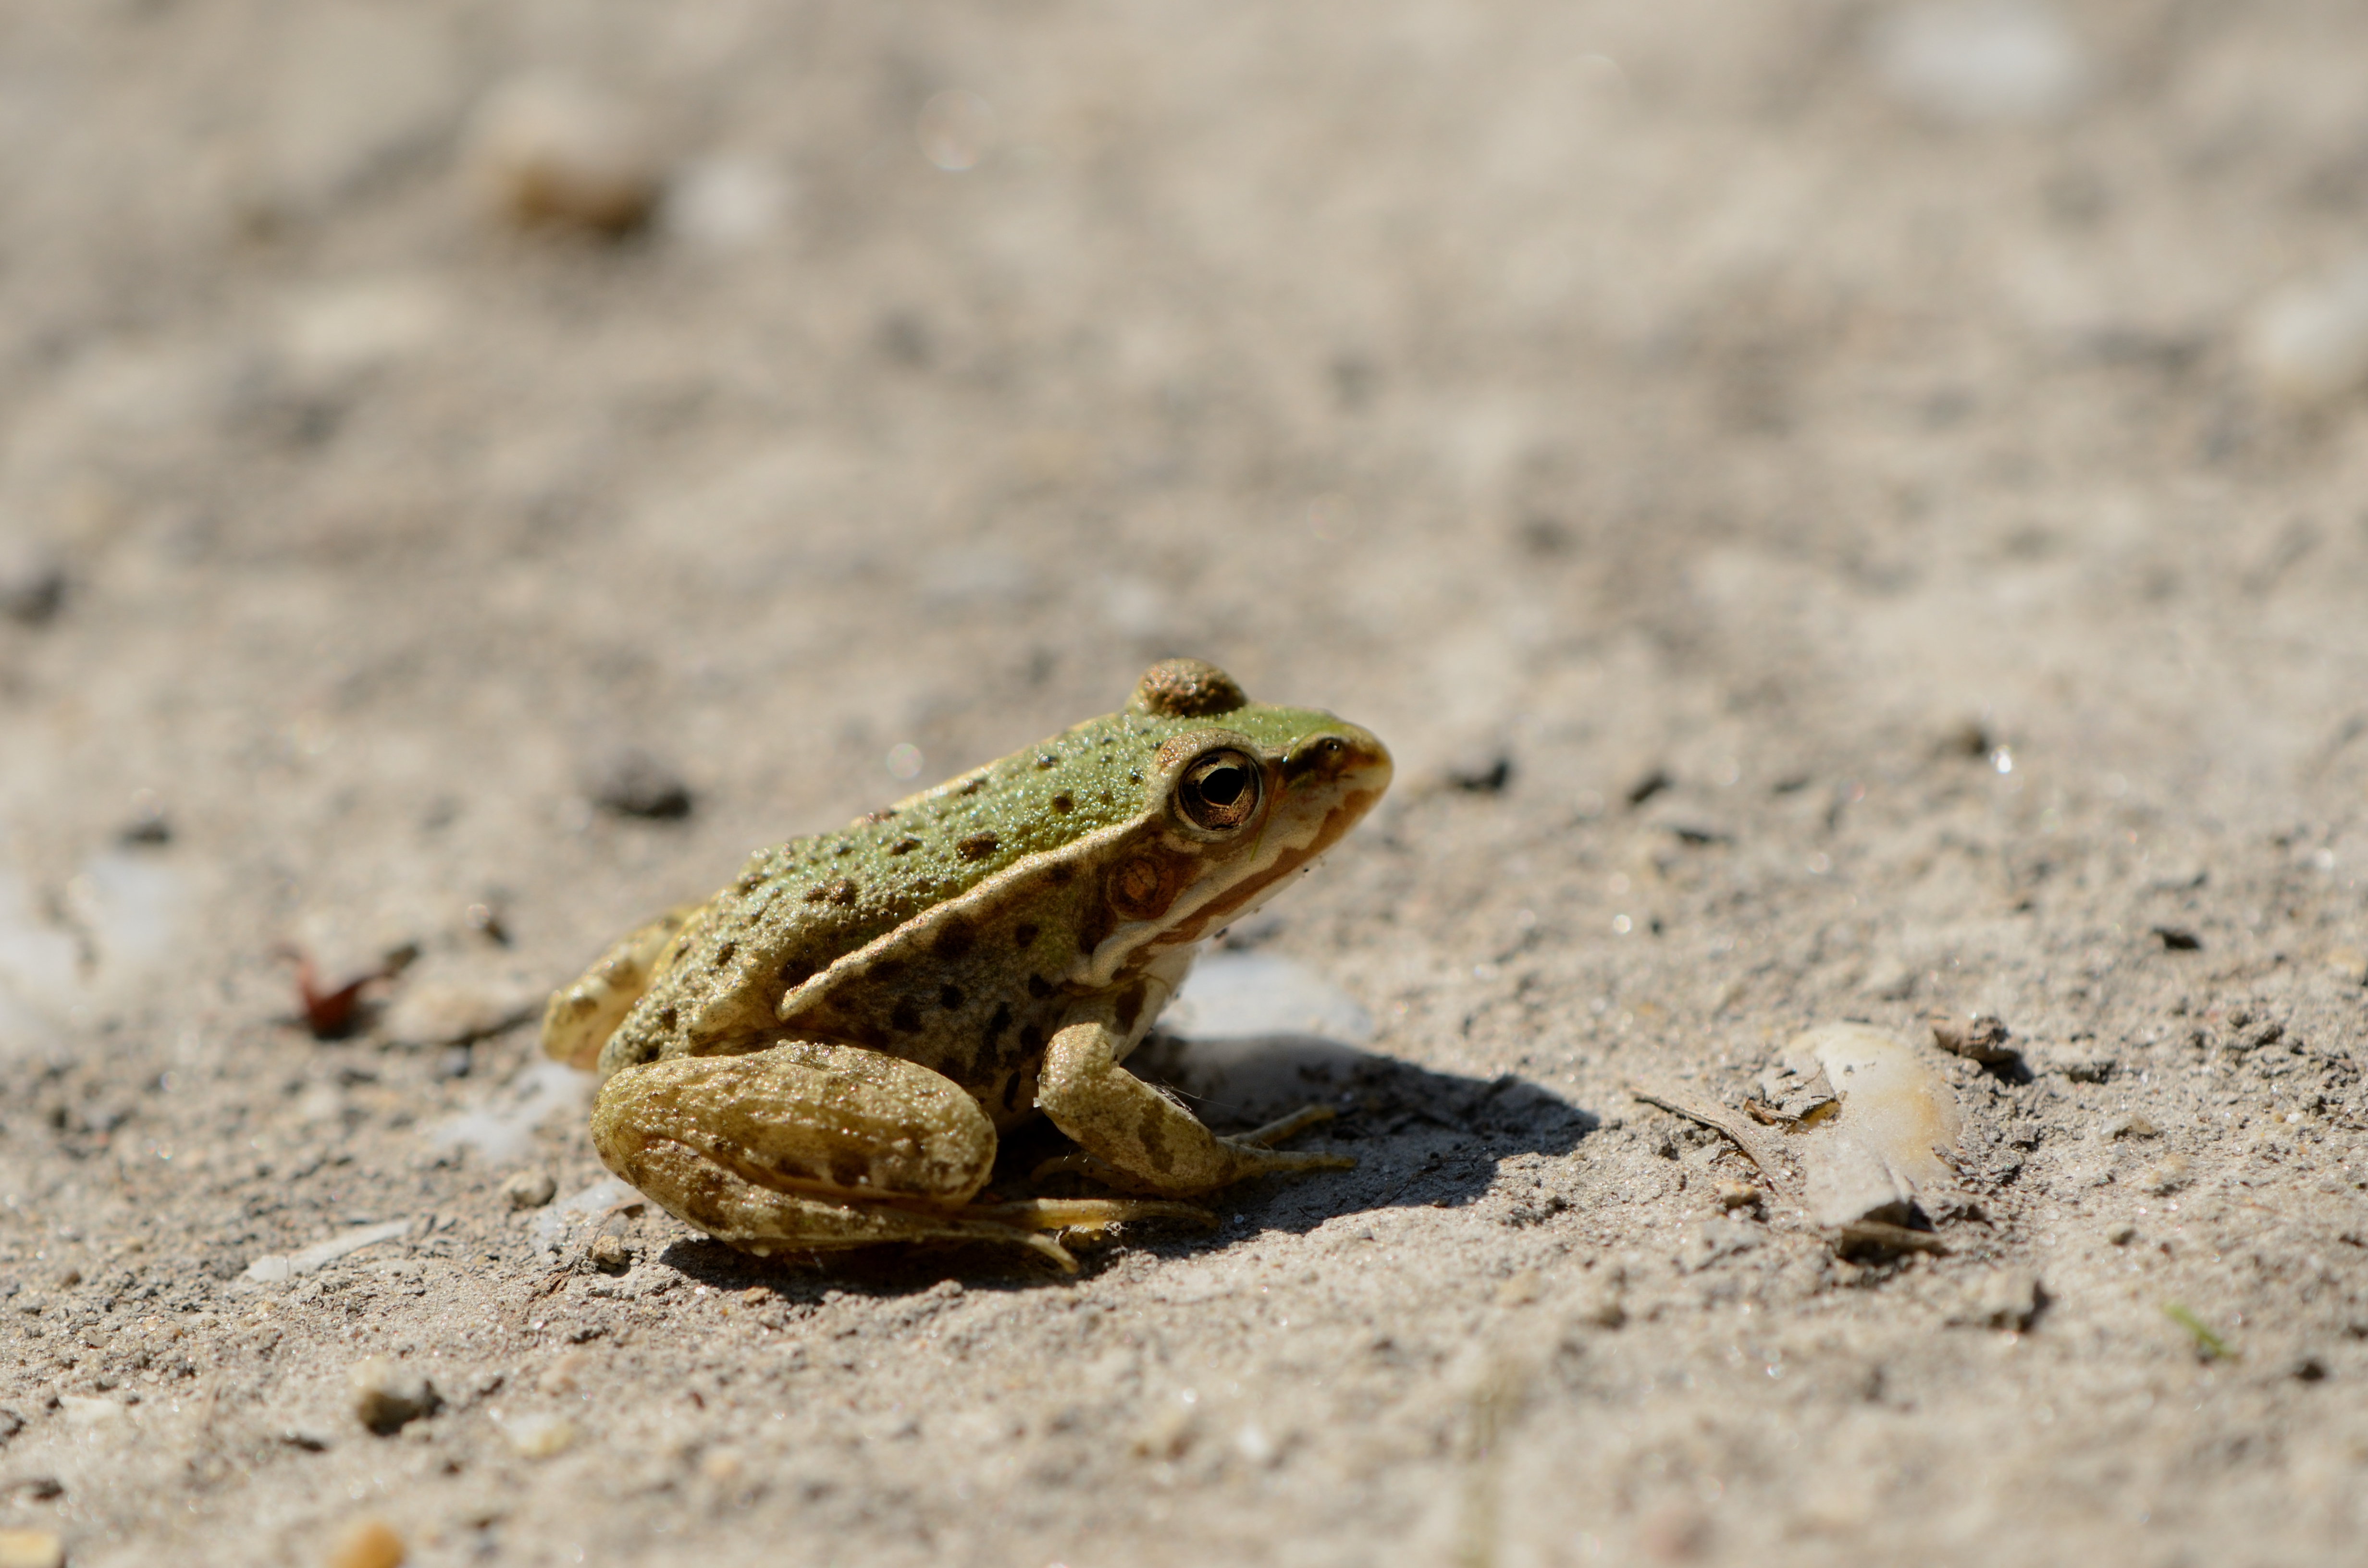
[1869,0,2089,125]
[1164,951,1375,1043]
[277,277,453,382]
[2244,259,2368,405]
[663,157,791,251]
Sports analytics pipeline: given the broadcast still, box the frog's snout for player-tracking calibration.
[1283,723,1393,804]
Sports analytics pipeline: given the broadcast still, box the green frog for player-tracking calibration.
[541,659,1393,1269]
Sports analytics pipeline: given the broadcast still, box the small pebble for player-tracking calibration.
[2143,1154,2192,1195]
[2108,1223,2138,1246]
[349,1356,442,1436]
[1130,1402,1196,1460]
[1570,1283,1627,1330]
[327,1517,406,1568]
[2107,1112,2159,1139]
[1492,1269,1541,1307]
[1962,1271,2045,1332]
[500,1412,579,1459]
[503,1170,558,1211]
[584,747,694,821]
[381,978,537,1050]
[466,76,660,235]
[2244,259,2368,406]
[1232,1421,1280,1467]
[2039,1041,2115,1083]
[662,156,789,251]
[588,1233,632,1273]
[1930,1011,2017,1064]
[0,1531,65,1568]
[536,1352,591,1396]
[1715,1180,1761,1211]
[0,544,66,626]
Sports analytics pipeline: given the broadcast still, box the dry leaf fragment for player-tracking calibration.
[1784,1023,1963,1229]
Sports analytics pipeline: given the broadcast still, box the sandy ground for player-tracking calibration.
[3,2,2367,1564]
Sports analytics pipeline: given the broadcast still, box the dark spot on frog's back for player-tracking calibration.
[890,998,922,1033]
[1050,794,1074,814]
[940,983,964,1010]
[805,878,859,906]
[957,833,999,862]
[1018,1023,1044,1056]
[932,918,976,959]
[1027,973,1052,999]
[1014,922,1039,948]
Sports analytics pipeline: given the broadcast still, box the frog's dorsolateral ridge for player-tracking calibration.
[540,661,1392,1270]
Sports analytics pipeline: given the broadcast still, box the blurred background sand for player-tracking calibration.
[1,4,2366,1564]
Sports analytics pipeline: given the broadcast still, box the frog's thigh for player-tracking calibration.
[1035,1020,1355,1198]
[590,1042,998,1247]
[540,903,706,1069]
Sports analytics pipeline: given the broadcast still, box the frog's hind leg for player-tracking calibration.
[541,903,707,1069]
[590,1041,1199,1271]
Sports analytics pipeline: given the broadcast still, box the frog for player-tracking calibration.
[540,658,1393,1270]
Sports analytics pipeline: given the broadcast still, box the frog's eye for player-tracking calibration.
[1177,749,1261,832]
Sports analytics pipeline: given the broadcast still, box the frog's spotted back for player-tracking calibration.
[1129,657,1248,719]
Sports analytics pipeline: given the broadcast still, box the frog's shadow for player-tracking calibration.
[656,1031,1596,1299]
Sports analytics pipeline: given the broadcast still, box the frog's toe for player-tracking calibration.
[974,1196,1216,1239]
[1224,1143,1357,1179]
[1234,1103,1342,1149]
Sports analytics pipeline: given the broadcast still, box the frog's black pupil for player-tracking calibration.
[1180,750,1259,829]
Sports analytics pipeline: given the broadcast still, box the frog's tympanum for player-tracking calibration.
[542,660,1392,1269]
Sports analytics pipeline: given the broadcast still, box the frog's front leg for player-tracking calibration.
[1033,1009,1356,1197]
[590,1041,1205,1271]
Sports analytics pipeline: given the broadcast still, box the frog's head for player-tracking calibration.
[1079,658,1391,983]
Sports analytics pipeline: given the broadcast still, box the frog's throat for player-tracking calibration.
[1077,778,1387,991]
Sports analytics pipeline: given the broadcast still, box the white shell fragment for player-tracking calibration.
[1783,1023,1963,1228]
[2243,259,2368,406]
[241,1219,412,1284]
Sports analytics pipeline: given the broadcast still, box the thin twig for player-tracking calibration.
[1629,1086,1791,1189]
